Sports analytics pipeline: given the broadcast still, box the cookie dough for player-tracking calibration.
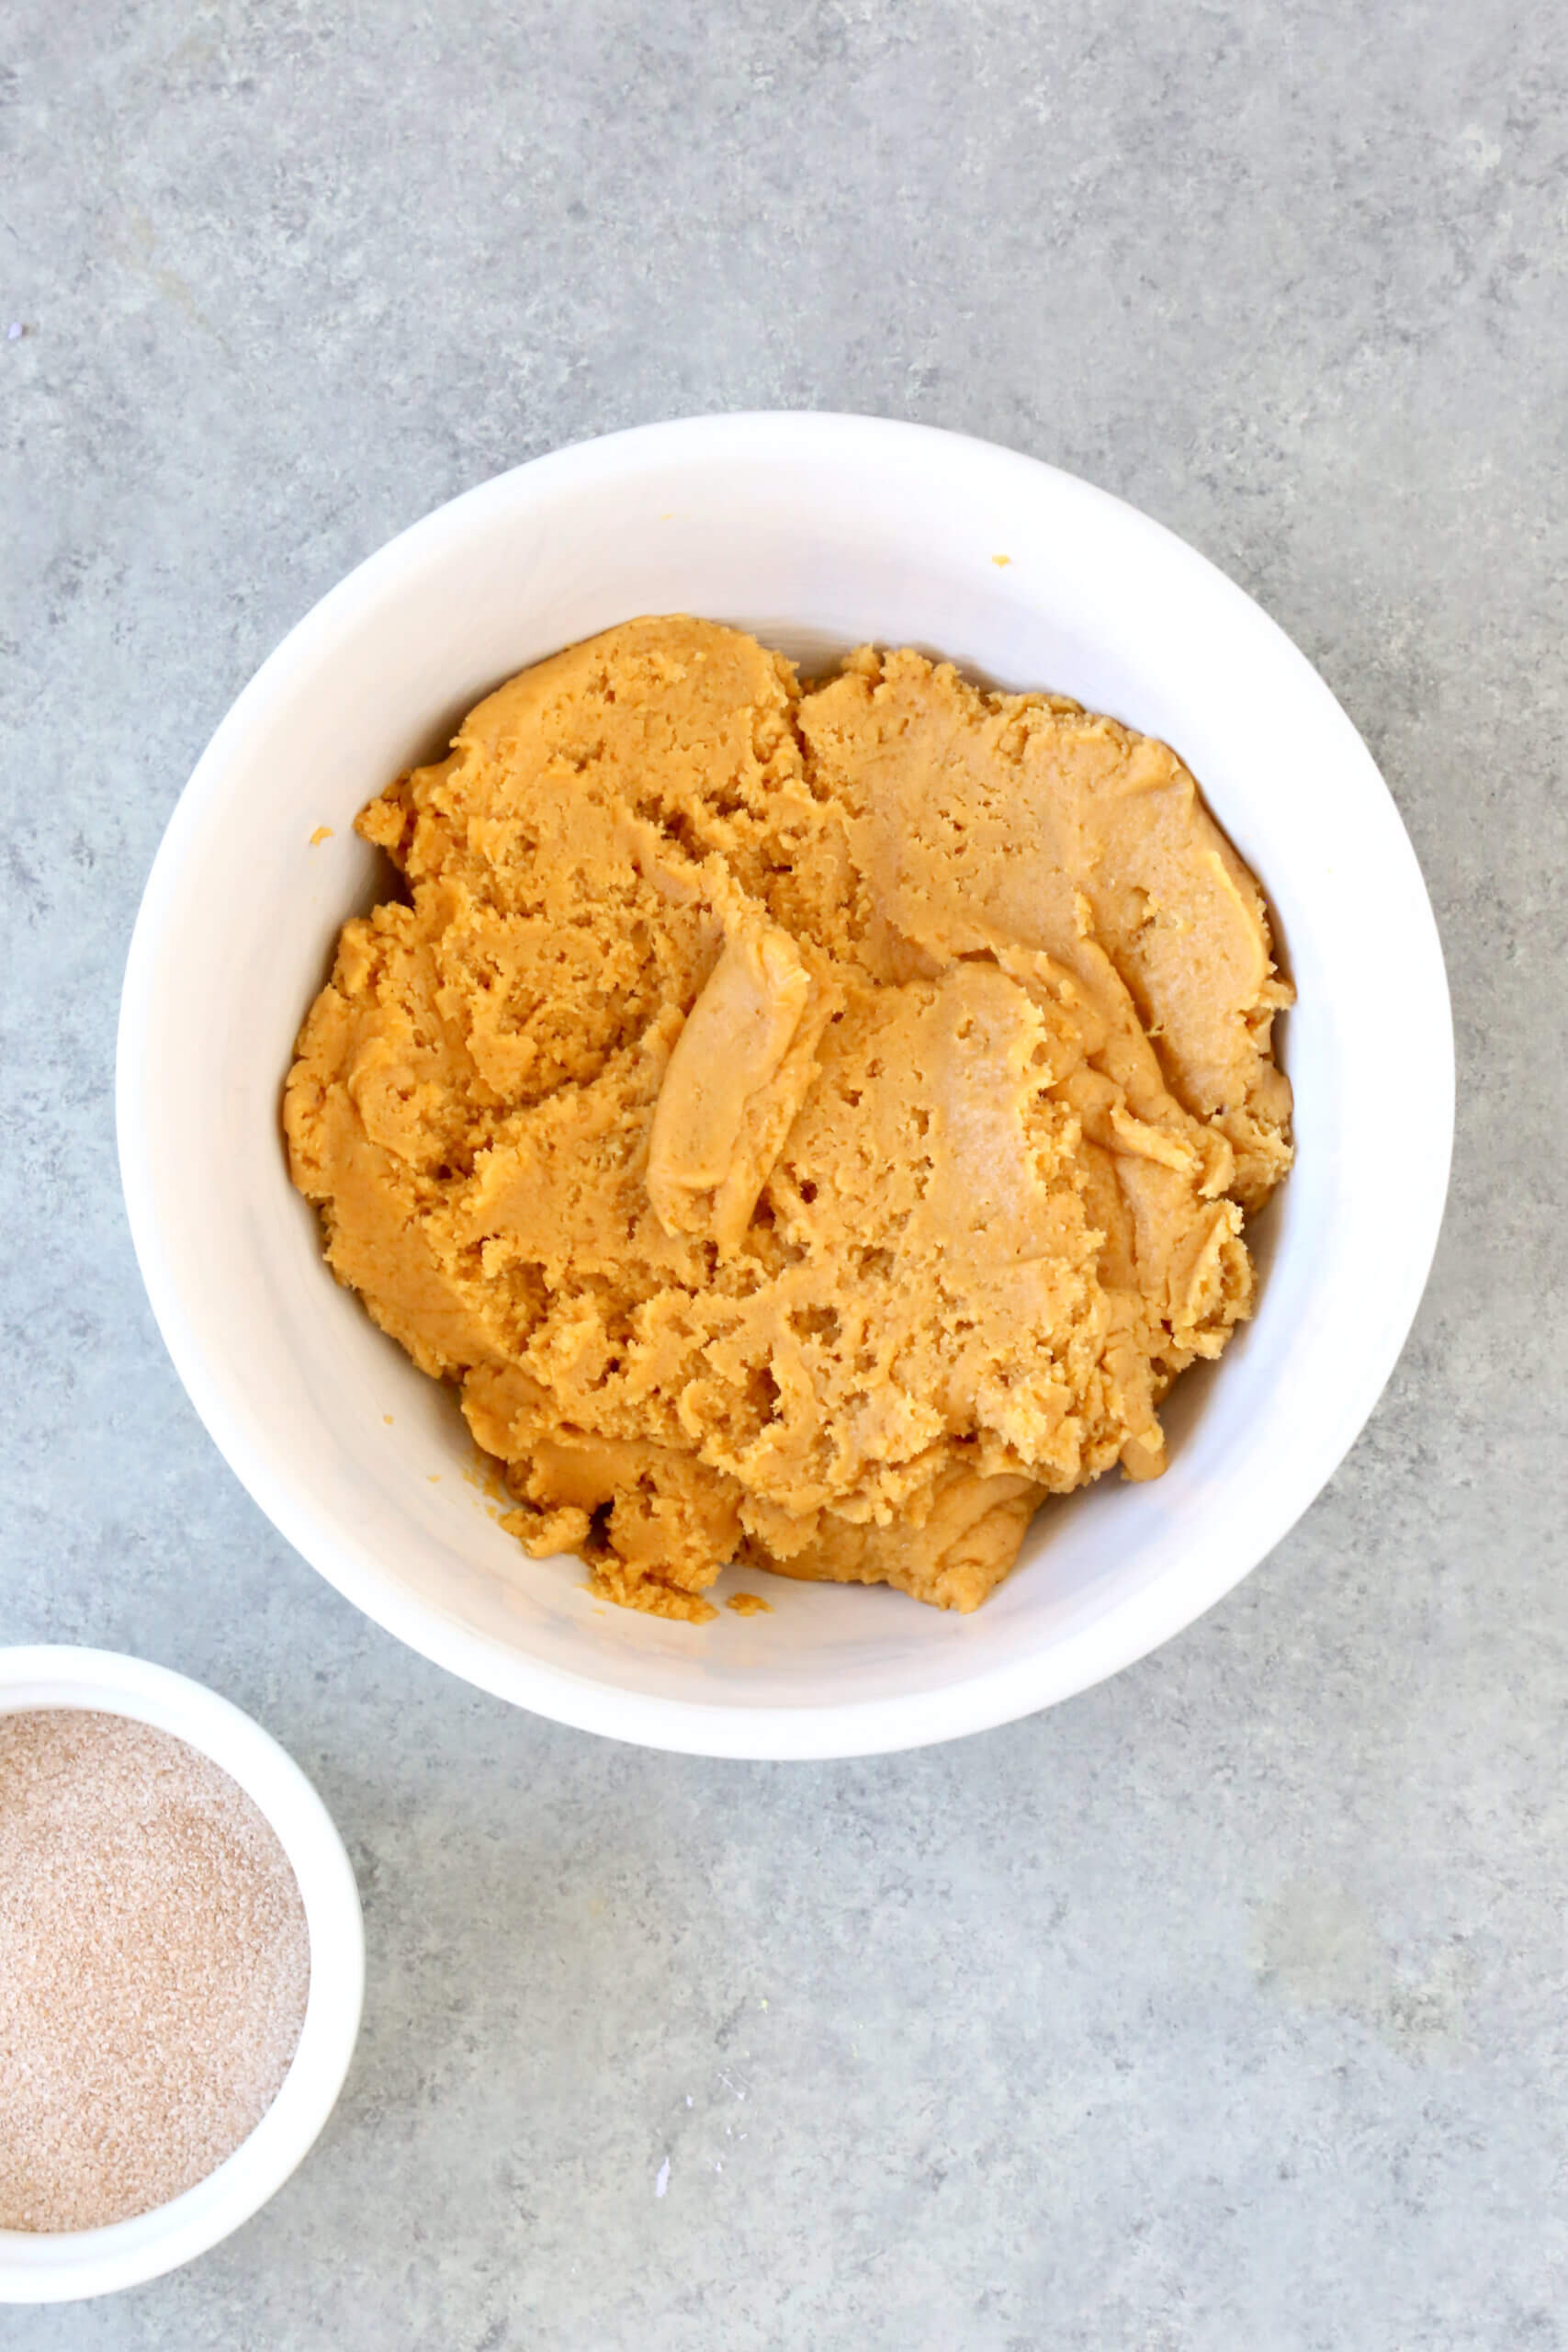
[285,618,1292,1620]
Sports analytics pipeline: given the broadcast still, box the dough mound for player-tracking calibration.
[285,618,1292,1621]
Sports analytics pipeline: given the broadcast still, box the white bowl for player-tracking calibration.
[117,413,1452,1760]
[0,1647,363,2302]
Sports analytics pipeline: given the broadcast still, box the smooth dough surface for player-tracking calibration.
[285,618,1292,1620]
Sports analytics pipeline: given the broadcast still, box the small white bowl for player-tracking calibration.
[117,413,1453,1760]
[0,1647,363,2303]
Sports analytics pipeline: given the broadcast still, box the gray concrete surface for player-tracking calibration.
[3,2,1565,2345]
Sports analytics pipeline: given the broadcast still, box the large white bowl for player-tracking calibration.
[117,413,1452,1760]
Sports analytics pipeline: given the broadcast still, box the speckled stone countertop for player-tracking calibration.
[4,4,1565,2346]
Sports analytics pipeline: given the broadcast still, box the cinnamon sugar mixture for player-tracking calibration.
[0,1710,310,2232]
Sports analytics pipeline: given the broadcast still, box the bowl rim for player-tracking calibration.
[0,1645,364,2303]
[116,411,1455,1759]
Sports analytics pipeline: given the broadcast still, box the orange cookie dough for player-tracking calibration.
[285,618,1292,1621]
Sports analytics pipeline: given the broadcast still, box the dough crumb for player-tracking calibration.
[286,617,1292,1621]
[727,1593,773,1617]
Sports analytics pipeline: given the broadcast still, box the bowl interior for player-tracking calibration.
[118,416,1451,1756]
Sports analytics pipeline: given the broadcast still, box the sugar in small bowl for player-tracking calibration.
[0,1648,362,2304]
